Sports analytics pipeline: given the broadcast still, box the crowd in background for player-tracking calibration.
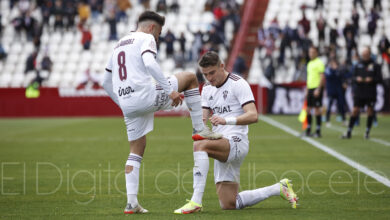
[258,0,389,88]
[0,0,243,87]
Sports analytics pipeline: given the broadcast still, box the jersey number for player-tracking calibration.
[117,51,127,81]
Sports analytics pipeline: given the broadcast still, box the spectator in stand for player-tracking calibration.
[353,0,365,12]
[233,53,248,78]
[170,0,180,13]
[278,29,292,66]
[24,11,37,41]
[64,1,77,31]
[343,21,355,40]
[79,24,92,50]
[345,31,357,63]
[378,34,390,70]
[117,0,132,23]
[53,0,64,32]
[316,14,326,49]
[178,32,186,58]
[315,0,324,10]
[269,17,280,38]
[156,0,167,13]
[90,0,102,22]
[298,11,310,36]
[40,0,52,30]
[78,1,91,26]
[0,43,7,61]
[25,51,38,74]
[373,0,382,11]
[164,30,176,58]
[41,52,53,73]
[329,19,339,48]
[189,30,203,62]
[325,59,347,126]
[104,0,118,41]
[367,8,380,40]
[352,8,360,36]
[257,25,266,51]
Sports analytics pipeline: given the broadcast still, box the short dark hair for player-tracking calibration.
[138,11,165,26]
[198,51,221,68]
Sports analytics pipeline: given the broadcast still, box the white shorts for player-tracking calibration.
[214,135,249,184]
[124,76,178,141]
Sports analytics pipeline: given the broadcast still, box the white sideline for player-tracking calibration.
[259,116,390,188]
[327,124,390,147]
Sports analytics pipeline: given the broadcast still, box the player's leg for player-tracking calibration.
[230,179,298,209]
[306,106,313,136]
[326,96,334,124]
[343,101,360,139]
[123,114,154,214]
[174,72,222,140]
[216,181,239,209]
[174,138,230,214]
[313,90,323,137]
[124,136,148,214]
[314,106,322,137]
[365,104,375,139]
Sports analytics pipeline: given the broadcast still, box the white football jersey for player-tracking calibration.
[105,32,159,114]
[201,73,255,138]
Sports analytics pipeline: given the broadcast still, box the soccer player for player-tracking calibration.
[102,11,222,214]
[174,51,298,214]
[342,47,382,139]
[305,46,325,137]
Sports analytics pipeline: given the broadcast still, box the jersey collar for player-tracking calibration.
[216,72,230,88]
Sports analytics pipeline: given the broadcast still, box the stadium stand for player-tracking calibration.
[249,0,390,85]
[0,0,241,88]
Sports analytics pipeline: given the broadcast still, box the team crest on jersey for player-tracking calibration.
[149,41,157,51]
[209,96,213,101]
[223,91,228,100]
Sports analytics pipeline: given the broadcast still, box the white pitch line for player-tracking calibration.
[371,138,390,147]
[259,116,390,188]
[327,123,390,147]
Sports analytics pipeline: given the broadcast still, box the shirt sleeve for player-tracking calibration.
[140,34,158,57]
[234,79,255,107]
[105,52,113,73]
[319,60,325,73]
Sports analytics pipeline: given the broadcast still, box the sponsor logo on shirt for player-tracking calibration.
[212,105,232,114]
[118,86,135,97]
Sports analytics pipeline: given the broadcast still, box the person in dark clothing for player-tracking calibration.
[352,8,360,36]
[315,0,324,10]
[329,19,339,48]
[232,53,247,78]
[342,47,382,139]
[178,32,186,57]
[378,34,390,70]
[325,59,346,125]
[353,0,365,11]
[373,0,382,11]
[367,8,380,39]
[164,30,176,58]
[25,51,38,74]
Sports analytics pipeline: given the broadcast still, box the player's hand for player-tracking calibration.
[314,88,320,97]
[365,77,373,83]
[209,115,226,126]
[169,91,183,107]
[356,76,363,82]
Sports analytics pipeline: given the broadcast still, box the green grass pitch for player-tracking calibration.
[0,115,390,219]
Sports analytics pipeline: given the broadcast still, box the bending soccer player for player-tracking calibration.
[102,11,222,214]
[174,52,298,214]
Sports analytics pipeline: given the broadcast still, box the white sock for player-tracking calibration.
[184,88,204,132]
[190,151,209,204]
[236,182,280,209]
[125,153,142,207]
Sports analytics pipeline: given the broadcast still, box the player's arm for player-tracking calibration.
[209,102,258,126]
[202,107,212,124]
[102,69,120,106]
[142,52,182,106]
[314,72,325,97]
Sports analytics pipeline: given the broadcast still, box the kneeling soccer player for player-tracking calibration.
[174,51,298,214]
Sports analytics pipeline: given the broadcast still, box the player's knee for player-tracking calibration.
[125,165,133,174]
[219,200,236,210]
[193,140,207,152]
